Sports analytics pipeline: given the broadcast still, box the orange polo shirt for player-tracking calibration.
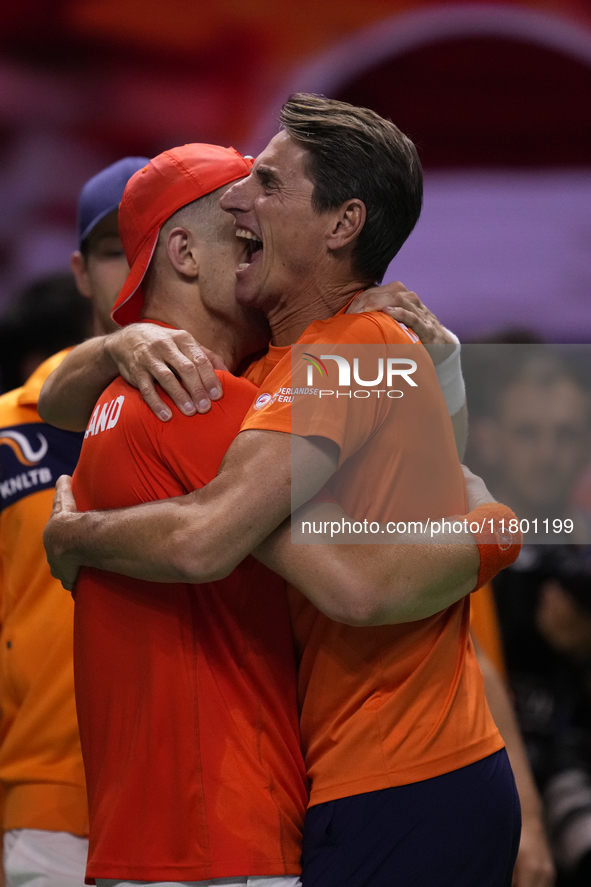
[242,310,503,806]
[0,352,88,834]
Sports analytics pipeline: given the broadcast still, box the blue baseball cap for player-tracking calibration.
[77,156,150,248]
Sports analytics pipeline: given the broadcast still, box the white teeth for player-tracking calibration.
[235,227,262,242]
[238,263,250,271]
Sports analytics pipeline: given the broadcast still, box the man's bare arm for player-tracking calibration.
[253,465,522,625]
[253,467,503,625]
[38,324,226,431]
[254,503,480,625]
[38,336,120,431]
[44,423,488,615]
[43,430,339,589]
[40,283,458,433]
[45,416,506,633]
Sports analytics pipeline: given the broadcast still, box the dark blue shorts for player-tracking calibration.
[301,749,521,887]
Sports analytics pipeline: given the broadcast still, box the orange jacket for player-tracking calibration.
[0,352,88,834]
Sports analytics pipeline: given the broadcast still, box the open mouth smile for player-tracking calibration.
[236,228,263,270]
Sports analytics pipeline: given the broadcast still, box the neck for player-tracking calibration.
[142,283,268,372]
[93,312,118,338]
[266,278,368,346]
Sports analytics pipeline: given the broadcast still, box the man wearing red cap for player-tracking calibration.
[44,97,524,887]
[66,143,308,887]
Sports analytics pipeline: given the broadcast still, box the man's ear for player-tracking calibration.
[165,226,200,278]
[71,251,91,299]
[326,199,366,252]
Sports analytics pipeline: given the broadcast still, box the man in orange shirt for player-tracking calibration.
[45,97,522,886]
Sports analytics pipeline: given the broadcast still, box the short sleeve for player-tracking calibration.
[240,313,422,464]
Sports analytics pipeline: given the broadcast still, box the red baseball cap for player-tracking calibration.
[111,144,253,326]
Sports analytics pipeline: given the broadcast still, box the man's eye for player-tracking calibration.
[256,171,276,191]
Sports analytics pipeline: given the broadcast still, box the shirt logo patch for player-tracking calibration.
[0,429,48,464]
[253,393,273,411]
[0,422,83,512]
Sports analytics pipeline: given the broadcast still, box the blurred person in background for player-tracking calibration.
[493,546,591,887]
[470,589,556,887]
[465,337,591,884]
[0,155,148,887]
[468,347,591,543]
[0,273,92,394]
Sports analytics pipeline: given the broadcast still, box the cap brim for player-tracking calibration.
[79,201,120,247]
[111,232,159,326]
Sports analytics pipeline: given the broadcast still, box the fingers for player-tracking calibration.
[109,325,227,421]
[58,569,79,594]
[132,371,173,421]
[349,283,422,315]
[44,482,81,592]
[383,282,423,308]
[181,342,224,408]
[132,339,221,417]
[382,304,431,340]
[51,475,76,516]
[132,347,212,418]
[462,465,497,510]
[354,282,457,347]
[347,281,458,347]
[201,346,229,373]
[348,280,448,344]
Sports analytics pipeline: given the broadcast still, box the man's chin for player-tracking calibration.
[235,277,262,309]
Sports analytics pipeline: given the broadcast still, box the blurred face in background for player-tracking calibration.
[71,209,129,335]
[479,376,591,513]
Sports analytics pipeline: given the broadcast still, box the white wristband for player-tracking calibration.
[435,330,465,416]
[442,327,460,346]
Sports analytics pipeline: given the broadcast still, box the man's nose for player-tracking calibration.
[220,177,250,213]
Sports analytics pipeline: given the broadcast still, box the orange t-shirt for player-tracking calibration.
[0,351,88,835]
[241,311,503,806]
[72,372,307,883]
